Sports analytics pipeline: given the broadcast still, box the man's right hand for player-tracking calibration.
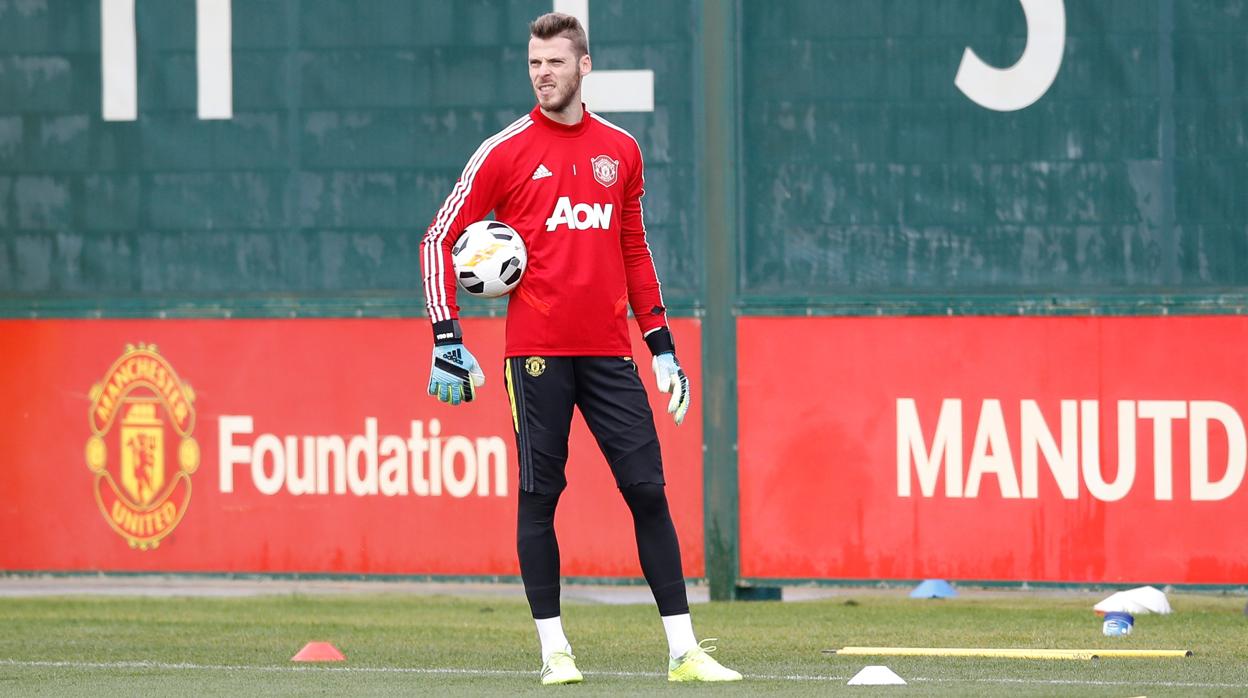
[428,343,485,405]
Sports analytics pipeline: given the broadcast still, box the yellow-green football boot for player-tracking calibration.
[540,649,583,685]
[668,639,742,682]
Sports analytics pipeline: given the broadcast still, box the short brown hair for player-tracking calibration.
[529,12,589,57]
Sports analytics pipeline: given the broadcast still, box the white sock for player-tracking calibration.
[661,613,698,659]
[535,616,570,662]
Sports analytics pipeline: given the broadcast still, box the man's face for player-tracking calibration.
[528,36,590,114]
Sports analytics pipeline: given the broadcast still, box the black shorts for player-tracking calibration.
[504,355,664,494]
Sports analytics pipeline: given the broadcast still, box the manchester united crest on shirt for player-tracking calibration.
[590,155,618,188]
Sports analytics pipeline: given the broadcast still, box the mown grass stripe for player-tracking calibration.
[0,658,838,681]
[3,659,1246,689]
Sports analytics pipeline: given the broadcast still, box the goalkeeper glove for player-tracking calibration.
[644,326,690,426]
[428,343,485,405]
[652,352,690,426]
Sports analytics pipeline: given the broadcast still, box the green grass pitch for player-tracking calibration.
[1,589,1245,695]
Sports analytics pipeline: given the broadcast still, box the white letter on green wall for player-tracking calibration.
[955,0,1065,112]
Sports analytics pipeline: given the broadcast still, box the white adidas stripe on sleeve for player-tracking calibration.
[422,116,532,322]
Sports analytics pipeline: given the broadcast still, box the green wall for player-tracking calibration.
[5,1,1246,316]
[0,0,699,315]
[741,0,1246,304]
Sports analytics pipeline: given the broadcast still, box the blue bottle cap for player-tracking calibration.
[1102,611,1134,637]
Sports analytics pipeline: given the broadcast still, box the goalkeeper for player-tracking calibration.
[419,11,740,687]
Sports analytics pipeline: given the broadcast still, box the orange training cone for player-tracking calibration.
[291,641,346,662]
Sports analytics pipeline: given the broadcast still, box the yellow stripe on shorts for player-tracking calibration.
[504,358,519,434]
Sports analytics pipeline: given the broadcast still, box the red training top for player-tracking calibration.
[422,105,668,357]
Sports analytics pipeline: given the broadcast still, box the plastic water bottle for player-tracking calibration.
[1102,611,1134,637]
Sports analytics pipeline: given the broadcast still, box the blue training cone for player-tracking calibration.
[909,579,957,599]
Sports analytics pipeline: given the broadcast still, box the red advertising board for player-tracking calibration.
[0,318,703,577]
[738,316,1248,584]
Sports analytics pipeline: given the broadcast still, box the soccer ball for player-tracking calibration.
[451,220,527,297]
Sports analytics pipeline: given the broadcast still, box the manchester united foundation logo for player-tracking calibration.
[85,343,198,549]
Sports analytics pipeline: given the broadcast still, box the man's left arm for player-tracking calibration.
[620,146,690,426]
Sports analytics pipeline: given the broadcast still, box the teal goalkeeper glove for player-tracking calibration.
[428,343,485,405]
[652,352,691,426]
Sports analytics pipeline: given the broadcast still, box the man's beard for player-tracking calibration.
[537,73,581,113]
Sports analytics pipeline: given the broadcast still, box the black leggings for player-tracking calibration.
[517,483,690,619]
